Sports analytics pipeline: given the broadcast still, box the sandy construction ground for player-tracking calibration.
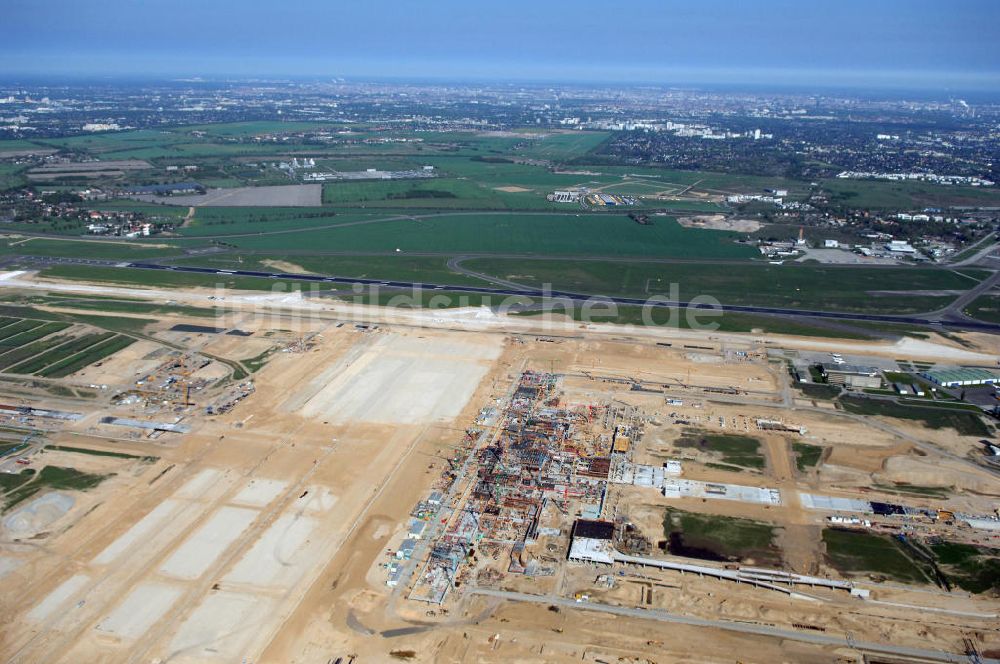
[1,276,999,663]
[677,213,763,232]
[296,333,501,424]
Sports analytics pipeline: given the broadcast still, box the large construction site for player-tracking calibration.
[0,273,999,664]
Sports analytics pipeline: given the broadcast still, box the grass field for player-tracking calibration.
[0,237,186,261]
[39,264,313,292]
[0,319,51,342]
[0,468,37,503]
[511,131,610,160]
[0,163,28,191]
[173,253,490,287]
[168,121,334,138]
[663,508,780,566]
[320,177,559,209]
[1,465,109,511]
[795,383,842,400]
[872,482,952,499]
[823,178,1000,209]
[46,445,157,461]
[465,258,979,314]
[674,430,765,469]
[930,542,1000,594]
[224,213,757,259]
[0,313,137,377]
[838,395,989,437]
[822,528,928,583]
[0,138,50,153]
[31,295,219,318]
[792,442,825,471]
[178,208,381,237]
[964,294,1000,323]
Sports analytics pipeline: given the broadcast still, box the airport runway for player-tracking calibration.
[18,255,1000,333]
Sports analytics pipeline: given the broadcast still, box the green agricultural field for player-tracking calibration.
[0,332,76,370]
[40,334,135,378]
[822,528,928,583]
[225,213,758,259]
[0,321,72,350]
[674,430,765,469]
[663,508,780,566]
[464,258,982,314]
[8,331,114,375]
[0,319,49,342]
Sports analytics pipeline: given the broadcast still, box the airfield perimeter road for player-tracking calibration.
[16,255,1000,334]
[466,589,997,664]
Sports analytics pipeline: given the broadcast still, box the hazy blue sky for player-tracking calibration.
[3,0,998,89]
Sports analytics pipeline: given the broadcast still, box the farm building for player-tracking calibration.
[920,367,1000,387]
[820,363,882,389]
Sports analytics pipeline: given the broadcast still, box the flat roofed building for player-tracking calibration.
[920,367,1000,387]
[568,519,616,565]
[820,363,882,389]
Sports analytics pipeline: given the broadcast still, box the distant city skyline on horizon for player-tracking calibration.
[3,0,999,92]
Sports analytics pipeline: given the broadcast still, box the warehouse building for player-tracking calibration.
[920,367,1000,388]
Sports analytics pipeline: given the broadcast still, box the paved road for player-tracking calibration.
[466,588,992,664]
[948,233,999,267]
[21,256,1000,333]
